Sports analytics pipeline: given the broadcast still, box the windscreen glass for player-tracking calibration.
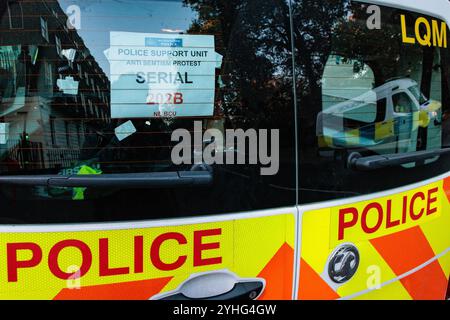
[0,0,296,223]
[293,1,450,203]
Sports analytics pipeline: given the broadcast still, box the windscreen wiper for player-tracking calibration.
[0,171,213,188]
[348,148,450,171]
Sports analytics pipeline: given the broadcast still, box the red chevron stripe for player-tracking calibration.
[370,226,447,300]
[297,259,340,300]
[54,277,172,300]
[257,242,294,300]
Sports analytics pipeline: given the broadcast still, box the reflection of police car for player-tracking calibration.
[317,78,442,159]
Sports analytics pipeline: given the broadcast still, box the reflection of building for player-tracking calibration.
[0,0,110,172]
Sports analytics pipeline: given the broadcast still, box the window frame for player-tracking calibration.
[49,116,57,147]
[55,35,62,57]
[391,91,418,114]
[7,1,24,30]
[40,17,49,42]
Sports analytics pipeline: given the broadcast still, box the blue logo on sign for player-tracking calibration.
[145,38,183,47]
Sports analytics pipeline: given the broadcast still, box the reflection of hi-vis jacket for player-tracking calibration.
[72,165,103,200]
[317,79,442,154]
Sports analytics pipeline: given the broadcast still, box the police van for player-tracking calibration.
[317,77,443,163]
[0,0,448,300]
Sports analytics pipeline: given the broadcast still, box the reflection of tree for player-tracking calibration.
[182,0,443,152]
[291,1,434,149]
[290,0,350,148]
[333,8,426,84]
[182,0,351,144]
[183,0,293,135]
[184,0,450,201]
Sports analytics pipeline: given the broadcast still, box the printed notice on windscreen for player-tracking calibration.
[105,32,223,119]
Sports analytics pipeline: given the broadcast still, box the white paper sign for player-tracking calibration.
[115,120,137,141]
[107,32,223,119]
[57,76,79,95]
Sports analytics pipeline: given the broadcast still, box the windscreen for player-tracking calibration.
[0,0,296,223]
[294,1,450,203]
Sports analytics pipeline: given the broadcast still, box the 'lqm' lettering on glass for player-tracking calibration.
[401,14,447,48]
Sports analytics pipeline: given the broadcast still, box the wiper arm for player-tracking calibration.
[348,148,450,171]
[0,171,213,188]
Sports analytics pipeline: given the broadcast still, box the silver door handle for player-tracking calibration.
[151,270,265,301]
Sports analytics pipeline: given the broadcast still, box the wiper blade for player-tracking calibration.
[0,171,213,188]
[348,148,450,171]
